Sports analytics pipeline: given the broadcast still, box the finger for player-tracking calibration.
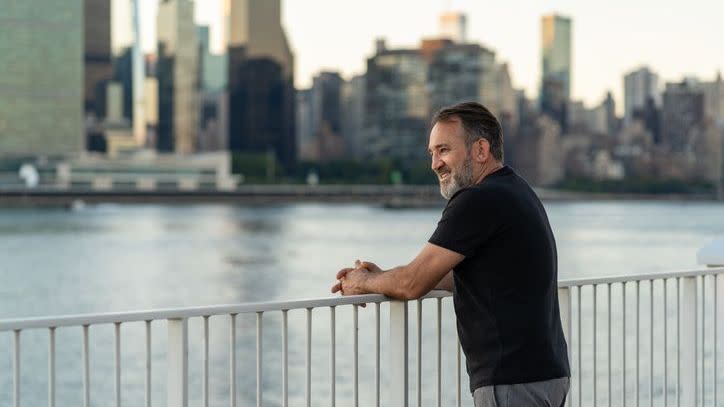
[336,267,353,280]
[354,259,361,267]
[331,282,343,293]
[360,261,378,272]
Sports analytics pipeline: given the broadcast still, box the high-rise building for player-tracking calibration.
[0,0,84,155]
[197,25,228,152]
[341,74,366,159]
[157,0,199,154]
[226,0,296,168]
[84,0,113,118]
[303,71,345,160]
[426,41,516,134]
[296,89,315,160]
[623,66,660,124]
[428,43,497,113]
[365,44,428,160]
[515,115,563,186]
[701,72,724,125]
[197,25,227,93]
[662,81,705,153]
[540,14,572,129]
[113,47,134,122]
[439,12,467,43]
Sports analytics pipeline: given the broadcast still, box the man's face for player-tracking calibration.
[428,119,476,200]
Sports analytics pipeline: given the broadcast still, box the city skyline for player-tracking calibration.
[124,0,724,113]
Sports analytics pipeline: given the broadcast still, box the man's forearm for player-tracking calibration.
[361,266,420,300]
[364,266,434,300]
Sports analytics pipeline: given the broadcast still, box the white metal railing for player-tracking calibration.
[558,267,724,407]
[0,267,722,407]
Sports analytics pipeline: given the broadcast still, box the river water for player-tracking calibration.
[0,201,722,405]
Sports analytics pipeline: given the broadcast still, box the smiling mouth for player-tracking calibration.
[438,173,450,182]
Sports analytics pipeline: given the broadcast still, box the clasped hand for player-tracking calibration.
[331,260,382,299]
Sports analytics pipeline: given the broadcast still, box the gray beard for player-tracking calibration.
[439,156,475,200]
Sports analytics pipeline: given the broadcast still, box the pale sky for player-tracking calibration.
[123,0,723,111]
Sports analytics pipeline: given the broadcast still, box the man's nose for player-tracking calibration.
[431,155,443,171]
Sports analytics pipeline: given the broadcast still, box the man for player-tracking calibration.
[331,102,570,406]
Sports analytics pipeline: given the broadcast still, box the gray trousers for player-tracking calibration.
[473,377,569,407]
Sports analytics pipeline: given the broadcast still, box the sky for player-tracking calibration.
[121,0,723,112]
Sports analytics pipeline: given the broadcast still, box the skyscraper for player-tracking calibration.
[157,0,199,154]
[623,66,660,124]
[540,14,572,129]
[84,0,113,118]
[365,41,428,160]
[226,0,296,168]
[662,81,705,153]
[0,0,84,155]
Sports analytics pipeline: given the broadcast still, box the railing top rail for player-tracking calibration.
[558,266,724,287]
[2,266,723,332]
[0,290,451,332]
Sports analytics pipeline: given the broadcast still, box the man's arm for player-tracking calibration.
[333,243,463,300]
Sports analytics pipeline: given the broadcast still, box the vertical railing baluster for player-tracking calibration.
[330,306,336,407]
[257,312,263,407]
[306,308,312,407]
[636,281,640,407]
[390,300,409,407]
[680,276,697,407]
[82,325,90,407]
[700,276,704,407]
[623,282,627,407]
[416,300,422,407]
[664,280,668,407]
[48,327,55,407]
[593,284,598,407]
[202,316,209,407]
[436,298,442,407]
[282,310,289,407]
[353,305,359,407]
[577,286,582,407]
[649,281,653,407]
[677,278,681,407]
[375,302,381,407]
[558,287,572,407]
[14,329,20,407]
[621,281,627,407]
[115,322,121,407]
[607,284,612,407]
[714,274,718,407]
[456,338,461,407]
[230,314,236,407]
[145,320,152,407]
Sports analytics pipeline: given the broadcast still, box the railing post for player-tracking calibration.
[167,318,188,407]
[680,277,697,406]
[389,300,409,407]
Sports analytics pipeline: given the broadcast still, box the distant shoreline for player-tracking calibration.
[0,185,719,207]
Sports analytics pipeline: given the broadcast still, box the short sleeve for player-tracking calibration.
[428,188,498,257]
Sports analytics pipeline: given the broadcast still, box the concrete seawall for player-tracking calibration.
[0,185,718,207]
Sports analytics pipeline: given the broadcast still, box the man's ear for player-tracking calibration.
[475,138,490,163]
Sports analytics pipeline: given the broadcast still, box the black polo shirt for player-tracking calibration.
[428,165,570,392]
